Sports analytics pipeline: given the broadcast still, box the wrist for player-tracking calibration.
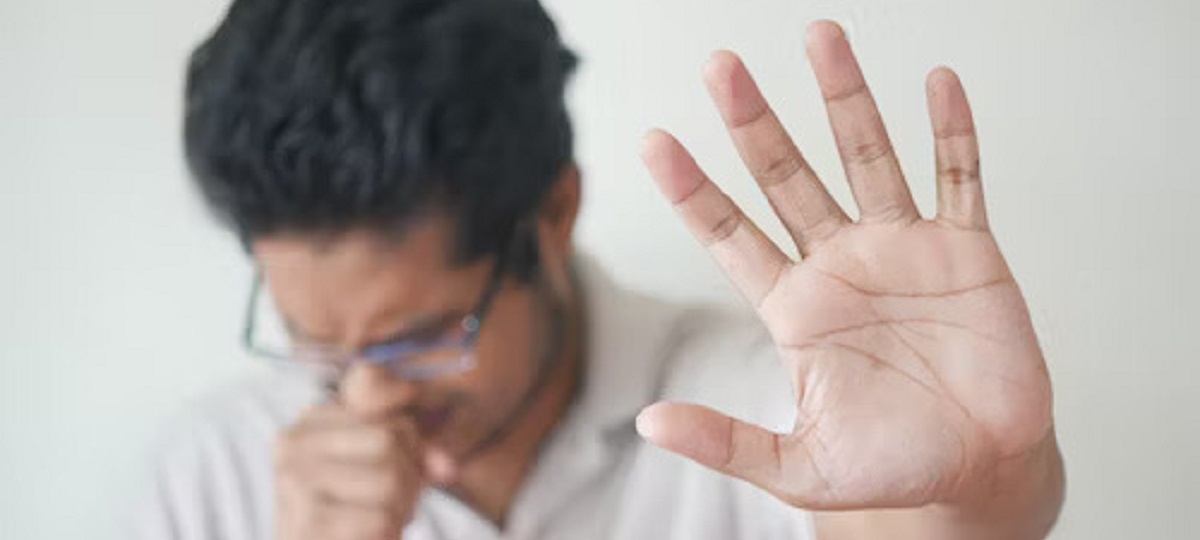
[816,431,1065,540]
[937,429,1065,539]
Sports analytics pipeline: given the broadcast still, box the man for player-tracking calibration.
[129,0,1064,538]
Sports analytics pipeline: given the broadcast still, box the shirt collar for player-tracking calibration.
[566,254,686,433]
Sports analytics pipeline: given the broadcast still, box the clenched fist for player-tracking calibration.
[275,402,423,540]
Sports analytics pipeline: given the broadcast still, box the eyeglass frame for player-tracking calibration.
[240,252,508,382]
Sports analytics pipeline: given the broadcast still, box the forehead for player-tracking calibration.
[253,219,453,284]
[250,217,489,341]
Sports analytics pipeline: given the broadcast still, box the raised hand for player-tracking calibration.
[637,20,1054,511]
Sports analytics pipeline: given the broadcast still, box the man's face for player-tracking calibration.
[252,214,559,466]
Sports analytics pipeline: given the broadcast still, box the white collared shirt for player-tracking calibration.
[126,257,814,540]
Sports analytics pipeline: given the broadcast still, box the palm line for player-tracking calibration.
[791,341,946,403]
[794,316,1005,346]
[890,321,976,497]
[811,266,1013,299]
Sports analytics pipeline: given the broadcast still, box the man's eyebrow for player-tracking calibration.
[365,311,464,348]
[282,311,464,349]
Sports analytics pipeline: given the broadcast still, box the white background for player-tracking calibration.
[1,0,1197,538]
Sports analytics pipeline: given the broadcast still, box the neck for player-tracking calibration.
[448,282,586,527]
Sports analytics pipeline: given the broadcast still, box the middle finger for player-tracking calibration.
[806,20,918,223]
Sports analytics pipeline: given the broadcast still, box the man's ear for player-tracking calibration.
[533,163,581,295]
[536,162,582,259]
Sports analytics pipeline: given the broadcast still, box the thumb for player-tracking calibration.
[636,401,815,505]
[423,447,459,486]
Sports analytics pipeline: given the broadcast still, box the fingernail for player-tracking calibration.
[635,408,657,440]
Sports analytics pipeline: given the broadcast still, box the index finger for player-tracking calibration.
[703,51,849,255]
[641,129,793,310]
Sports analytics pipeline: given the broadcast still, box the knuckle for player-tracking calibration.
[275,422,321,468]
[939,161,982,185]
[753,149,805,188]
[362,428,399,456]
[840,139,893,166]
[824,83,868,105]
[703,209,743,246]
[326,512,396,540]
[371,472,406,502]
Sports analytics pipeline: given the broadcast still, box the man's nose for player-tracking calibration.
[338,362,421,417]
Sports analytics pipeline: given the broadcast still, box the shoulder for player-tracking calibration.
[657,302,797,432]
[577,253,795,432]
[123,373,319,540]
[154,372,319,460]
[616,301,812,537]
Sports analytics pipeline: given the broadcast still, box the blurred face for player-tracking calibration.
[252,212,572,466]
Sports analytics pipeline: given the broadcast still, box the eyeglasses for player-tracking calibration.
[241,260,505,382]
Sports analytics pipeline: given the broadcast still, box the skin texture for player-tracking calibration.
[636,20,1063,540]
[261,170,586,539]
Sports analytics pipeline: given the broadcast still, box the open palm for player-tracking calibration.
[637,21,1052,510]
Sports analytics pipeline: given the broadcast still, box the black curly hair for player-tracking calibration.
[184,0,577,271]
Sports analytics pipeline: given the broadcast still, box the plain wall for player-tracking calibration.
[1,0,1196,538]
